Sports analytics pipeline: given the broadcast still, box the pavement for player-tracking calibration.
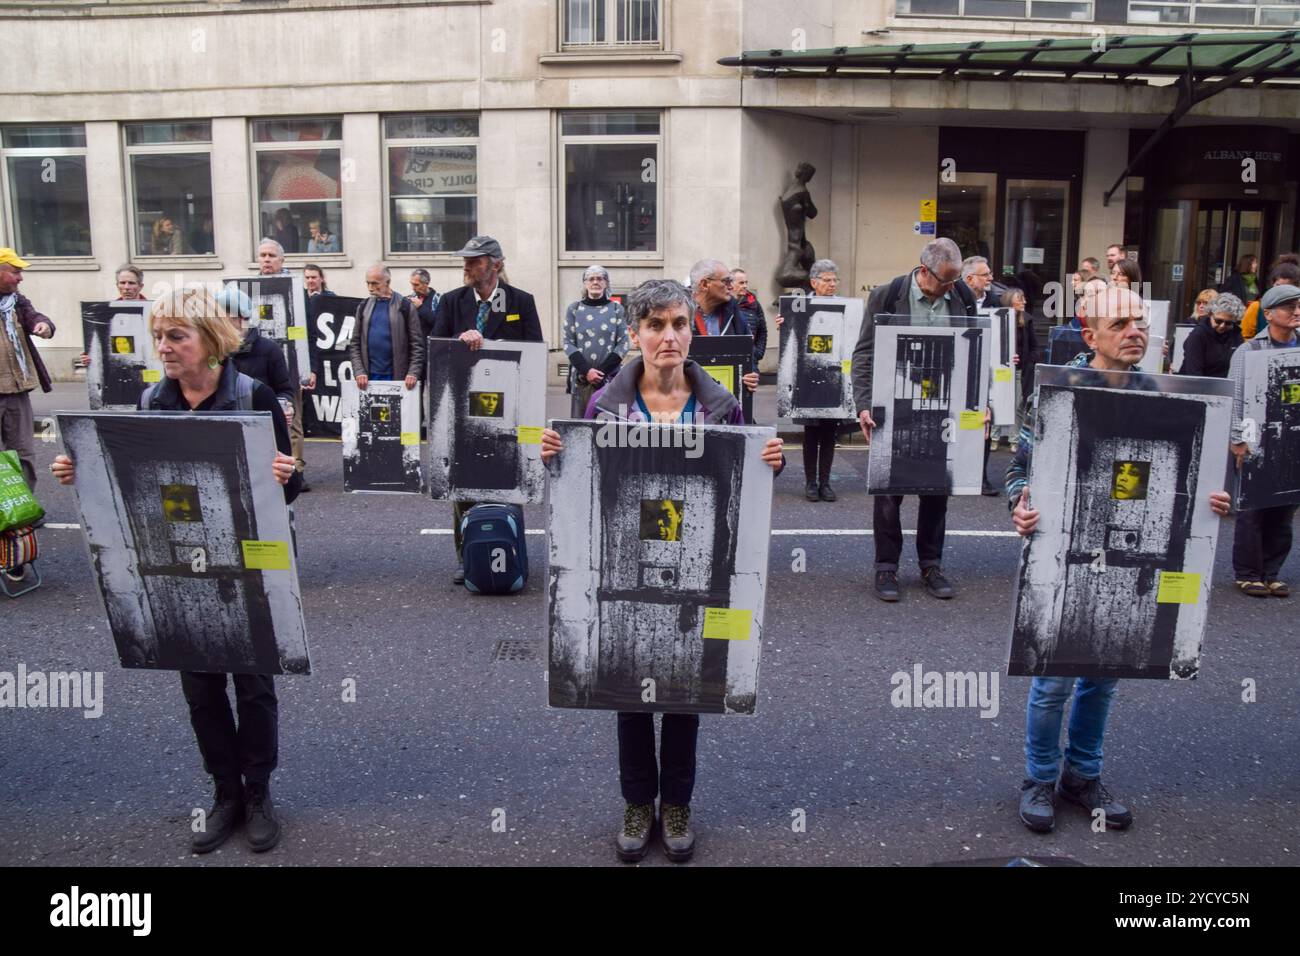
[0,383,1294,867]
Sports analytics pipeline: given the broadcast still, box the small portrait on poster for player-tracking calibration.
[469,391,505,418]
[776,295,864,420]
[1007,367,1233,680]
[547,421,775,715]
[57,412,311,676]
[639,498,684,542]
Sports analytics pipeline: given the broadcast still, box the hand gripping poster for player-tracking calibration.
[547,420,774,715]
[426,338,547,503]
[776,295,863,420]
[865,315,990,496]
[340,379,422,494]
[58,412,311,676]
[1007,366,1233,680]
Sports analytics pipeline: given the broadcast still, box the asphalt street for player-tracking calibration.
[1,384,1295,867]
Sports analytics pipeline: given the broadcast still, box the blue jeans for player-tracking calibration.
[1024,677,1119,783]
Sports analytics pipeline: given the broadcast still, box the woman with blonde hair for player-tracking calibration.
[51,286,300,855]
[150,216,184,255]
[1190,287,1217,322]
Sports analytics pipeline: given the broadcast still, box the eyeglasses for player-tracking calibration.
[714,275,733,286]
[1269,302,1300,315]
[1210,316,1239,327]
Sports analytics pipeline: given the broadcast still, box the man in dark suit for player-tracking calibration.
[430,236,544,583]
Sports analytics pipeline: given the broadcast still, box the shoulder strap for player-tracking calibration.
[141,382,162,410]
[234,372,257,411]
[888,275,909,314]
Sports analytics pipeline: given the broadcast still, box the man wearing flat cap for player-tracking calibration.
[1230,282,1300,599]
[430,236,544,583]
[0,249,55,495]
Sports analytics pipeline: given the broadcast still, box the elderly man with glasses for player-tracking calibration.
[852,237,979,602]
[1230,283,1300,599]
[688,258,759,395]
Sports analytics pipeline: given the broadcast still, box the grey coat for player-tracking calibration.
[347,293,426,381]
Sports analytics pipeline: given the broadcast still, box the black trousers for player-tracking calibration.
[802,422,838,484]
[1232,504,1298,580]
[180,672,278,786]
[617,712,699,806]
[873,494,949,571]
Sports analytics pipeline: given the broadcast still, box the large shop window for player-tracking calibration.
[384,114,478,255]
[561,111,660,256]
[251,117,343,256]
[563,0,661,47]
[1,125,91,258]
[125,122,215,258]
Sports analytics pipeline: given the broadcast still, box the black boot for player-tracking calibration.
[191,778,243,854]
[244,781,282,852]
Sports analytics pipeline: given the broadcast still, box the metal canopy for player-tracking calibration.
[720,31,1299,206]
[718,31,1300,84]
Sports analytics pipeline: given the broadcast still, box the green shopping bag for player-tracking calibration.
[0,450,44,532]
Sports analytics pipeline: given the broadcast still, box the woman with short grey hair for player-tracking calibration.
[1179,291,1244,379]
[562,263,628,416]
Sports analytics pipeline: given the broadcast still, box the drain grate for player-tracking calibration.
[491,639,540,662]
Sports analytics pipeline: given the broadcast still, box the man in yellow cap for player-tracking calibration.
[0,249,55,493]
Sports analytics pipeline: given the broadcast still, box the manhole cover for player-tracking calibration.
[491,640,539,662]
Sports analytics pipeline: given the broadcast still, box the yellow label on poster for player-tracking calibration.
[141,369,162,382]
[516,425,543,444]
[242,540,291,571]
[1157,571,1201,604]
[506,313,520,323]
[400,431,419,446]
[287,326,307,340]
[920,199,937,223]
[959,410,984,430]
[702,607,752,641]
[702,365,734,394]
[841,359,852,375]
[995,367,1013,382]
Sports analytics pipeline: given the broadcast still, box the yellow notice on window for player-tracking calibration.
[242,540,291,571]
[994,367,1013,383]
[702,607,752,641]
[287,326,307,340]
[141,369,162,383]
[1157,571,1201,604]
[516,425,543,445]
[702,365,734,394]
[400,431,419,446]
[919,199,937,223]
[841,359,852,375]
[959,410,984,430]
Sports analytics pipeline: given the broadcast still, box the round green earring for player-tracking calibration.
[208,356,220,369]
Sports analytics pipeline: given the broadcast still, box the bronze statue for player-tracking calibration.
[777,162,818,290]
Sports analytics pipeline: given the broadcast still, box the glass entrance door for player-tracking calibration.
[1148,200,1275,318]
[1003,179,1070,302]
